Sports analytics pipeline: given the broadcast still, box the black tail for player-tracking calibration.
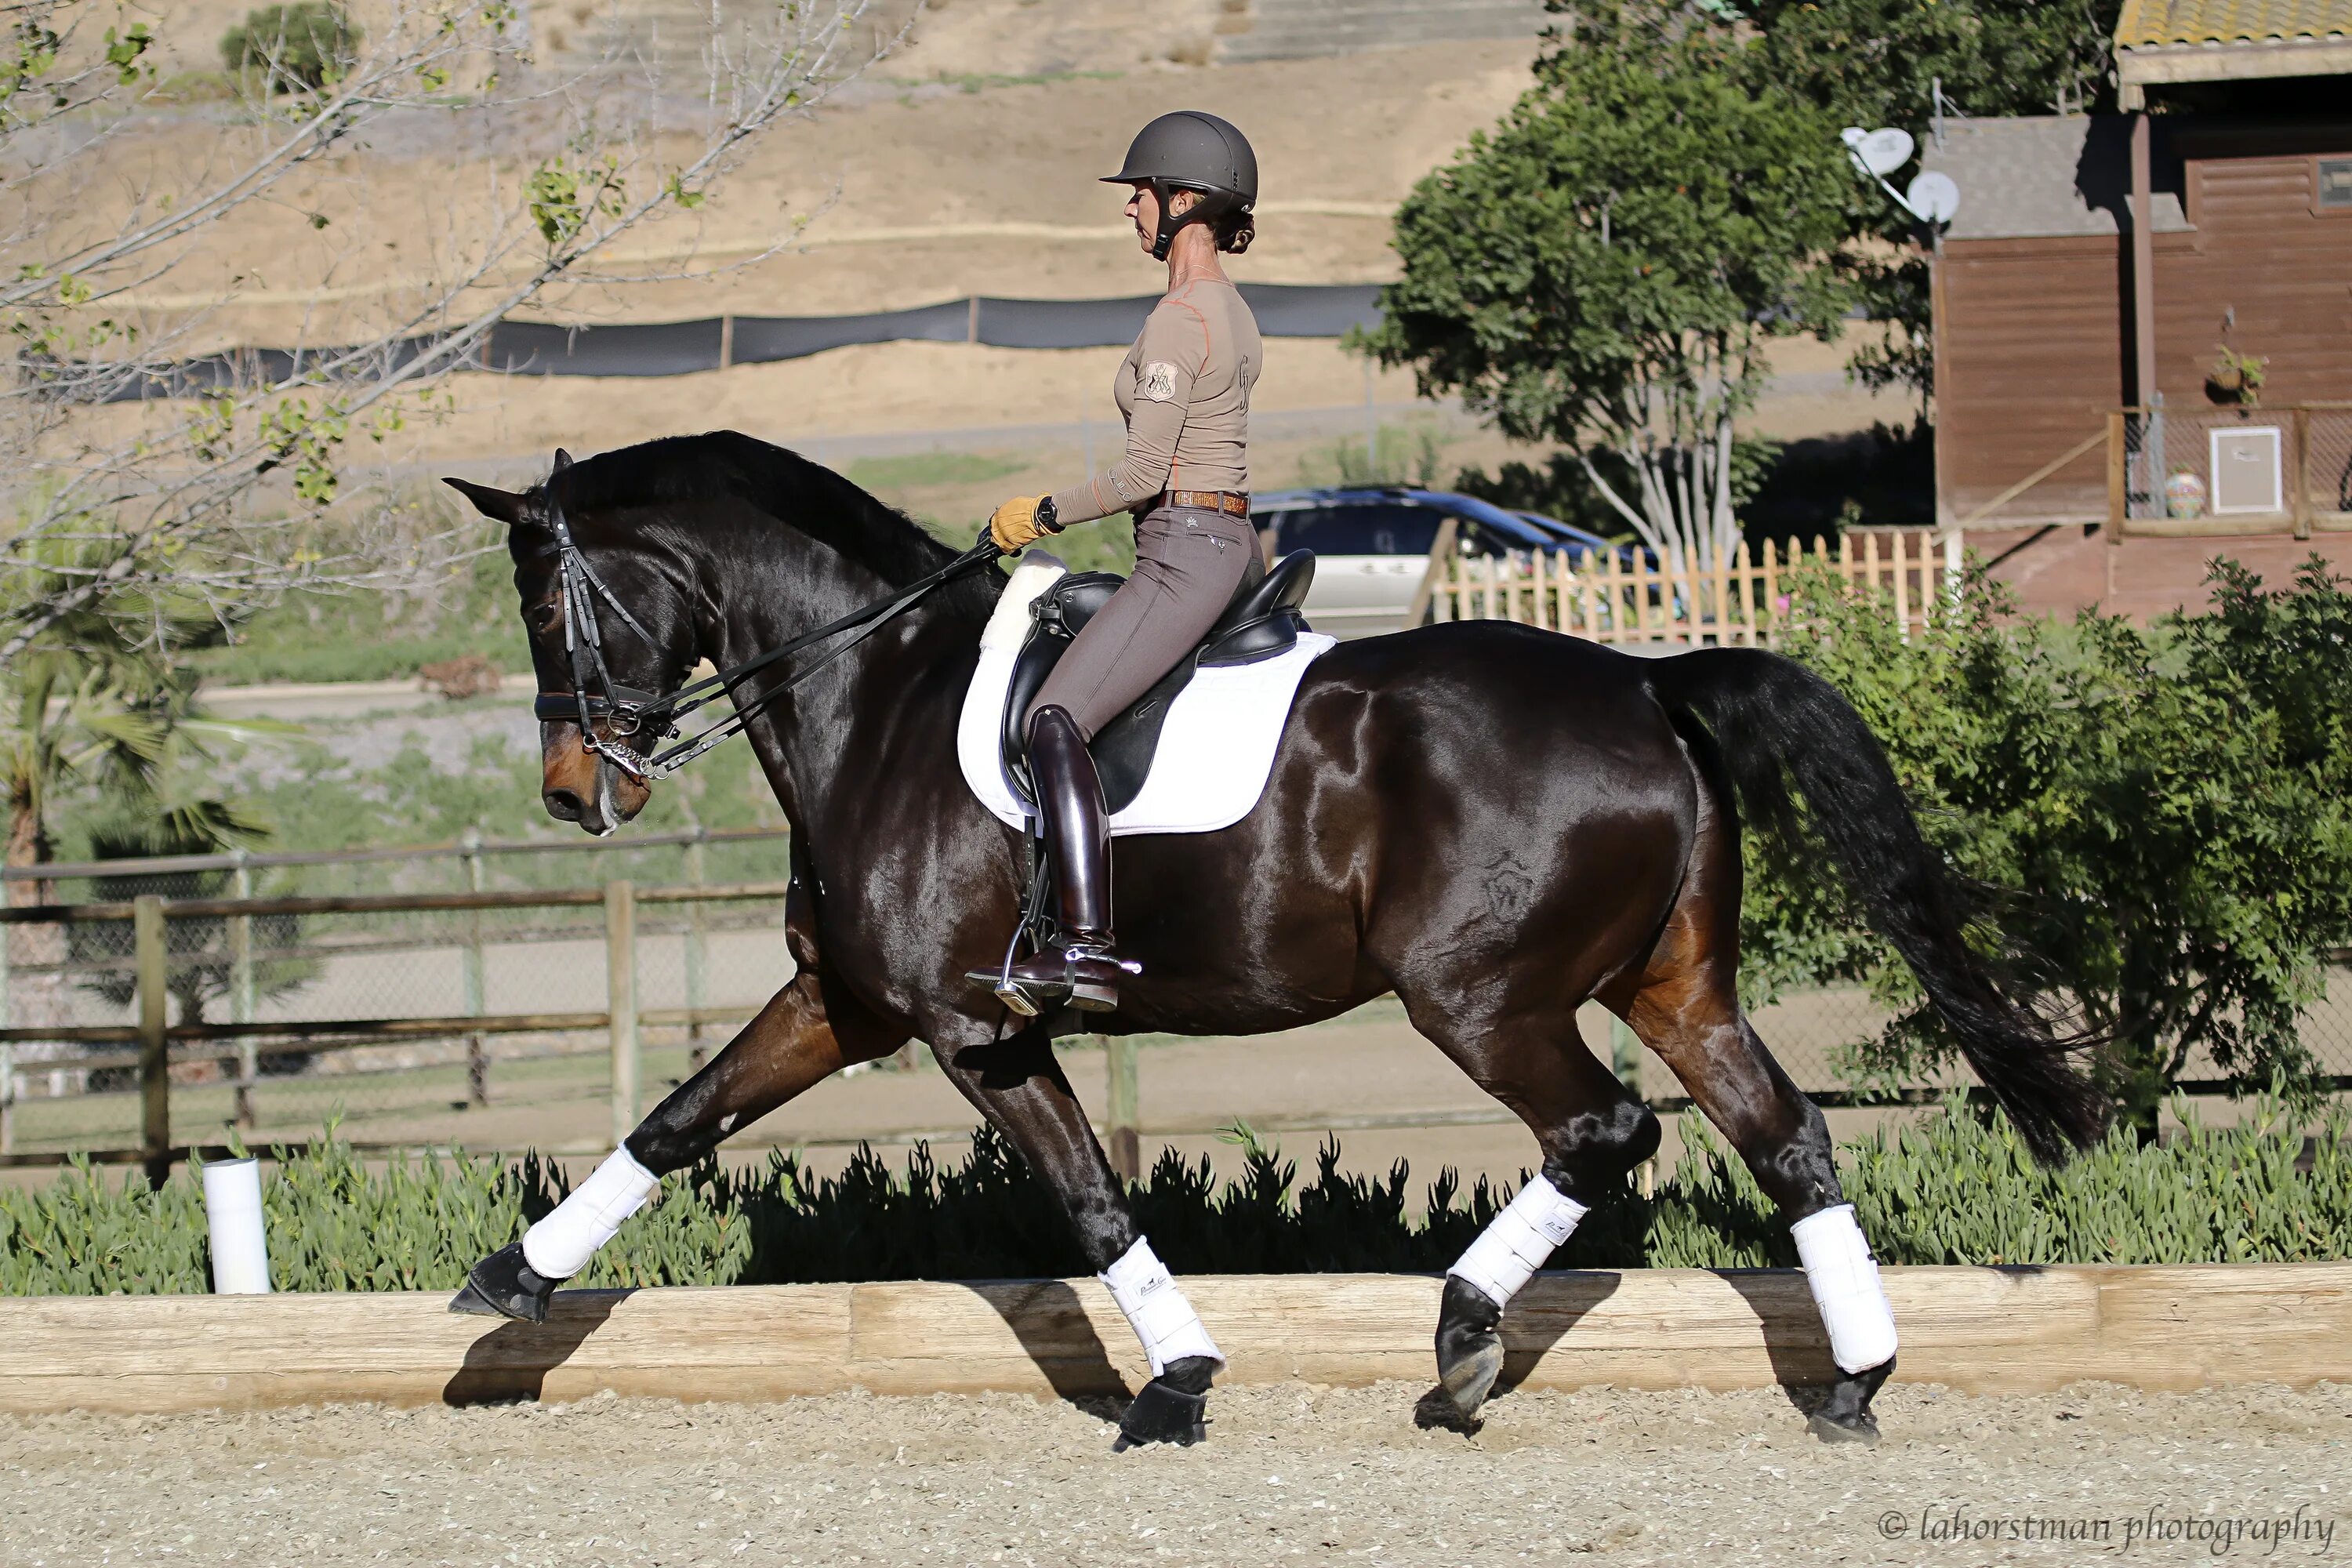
[1650,647,2108,1165]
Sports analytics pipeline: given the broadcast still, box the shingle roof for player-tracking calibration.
[2116,0,2352,49]
[1917,117,2191,242]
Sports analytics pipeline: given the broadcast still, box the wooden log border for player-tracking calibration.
[4,1265,2348,1415]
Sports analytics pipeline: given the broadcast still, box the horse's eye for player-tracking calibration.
[528,603,560,635]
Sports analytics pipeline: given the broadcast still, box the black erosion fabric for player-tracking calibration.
[731,299,971,363]
[27,285,1391,401]
[974,293,1156,349]
[1240,282,1383,338]
[481,318,725,377]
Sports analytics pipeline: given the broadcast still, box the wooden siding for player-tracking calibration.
[1936,234,2125,524]
[1935,133,2352,528]
[2159,154,2352,405]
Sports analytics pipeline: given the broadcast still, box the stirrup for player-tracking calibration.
[971,944,1142,1018]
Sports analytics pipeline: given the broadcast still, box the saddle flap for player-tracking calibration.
[996,550,1319,815]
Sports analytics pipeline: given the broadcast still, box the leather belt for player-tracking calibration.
[1163,488,1251,518]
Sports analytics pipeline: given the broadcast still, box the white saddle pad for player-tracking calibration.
[956,553,1334,837]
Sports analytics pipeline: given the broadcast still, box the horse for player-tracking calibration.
[442,430,2106,1448]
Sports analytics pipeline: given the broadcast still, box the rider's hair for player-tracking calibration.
[1167,185,1254,256]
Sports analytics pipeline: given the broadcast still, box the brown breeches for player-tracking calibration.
[1027,503,1259,741]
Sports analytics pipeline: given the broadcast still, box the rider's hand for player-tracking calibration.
[989,496,1051,553]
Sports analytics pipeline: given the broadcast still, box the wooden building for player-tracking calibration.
[1920,1,2352,615]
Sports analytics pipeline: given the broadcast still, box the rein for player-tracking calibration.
[538,499,1002,782]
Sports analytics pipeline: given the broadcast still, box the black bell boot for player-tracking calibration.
[995,706,1138,1017]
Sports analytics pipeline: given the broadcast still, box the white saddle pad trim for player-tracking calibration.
[956,551,1334,838]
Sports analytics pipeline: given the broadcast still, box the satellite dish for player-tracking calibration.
[1905,170,1961,224]
[1850,127,1915,177]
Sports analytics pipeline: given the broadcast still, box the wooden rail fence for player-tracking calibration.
[1428,528,1963,645]
[0,880,794,1178]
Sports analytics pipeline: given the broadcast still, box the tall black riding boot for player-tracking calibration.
[995,705,1137,1017]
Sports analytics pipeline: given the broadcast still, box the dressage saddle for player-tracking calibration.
[1000,550,1316,813]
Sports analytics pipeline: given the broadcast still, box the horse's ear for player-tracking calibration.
[551,448,575,473]
[443,477,528,524]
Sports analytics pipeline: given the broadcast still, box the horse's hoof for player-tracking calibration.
[1807,1354,1895,1446]
[1112,1356,1216,1450]
[448,1242,555,1323]
[1417,1275,1504,1431]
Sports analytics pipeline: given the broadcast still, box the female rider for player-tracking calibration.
[983,110,1263,1019]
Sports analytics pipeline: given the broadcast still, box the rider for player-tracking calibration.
[985,110,1264,1018]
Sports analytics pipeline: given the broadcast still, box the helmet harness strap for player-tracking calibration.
[1148,180,1240,262]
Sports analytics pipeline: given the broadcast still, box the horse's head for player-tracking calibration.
[445,451,697,835]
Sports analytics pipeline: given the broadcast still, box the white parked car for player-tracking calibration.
[1250,487,1623,637]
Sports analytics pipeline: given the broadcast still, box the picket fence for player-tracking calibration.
[1427,528,1965,645]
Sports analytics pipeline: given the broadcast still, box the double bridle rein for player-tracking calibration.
[535,497,1002,782]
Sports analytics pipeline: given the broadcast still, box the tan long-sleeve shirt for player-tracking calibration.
[1050,277,1261,526]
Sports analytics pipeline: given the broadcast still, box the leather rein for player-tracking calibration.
[535,499,1002,782]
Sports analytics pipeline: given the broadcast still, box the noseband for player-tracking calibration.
[535,496,1000,782]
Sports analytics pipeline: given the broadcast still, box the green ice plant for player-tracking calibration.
[6,1104,2347,1295]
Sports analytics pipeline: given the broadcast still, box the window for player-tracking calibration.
[1272,503,1443,556]
[2318,158,2352,212]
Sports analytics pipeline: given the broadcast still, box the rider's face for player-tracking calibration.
[1126,183,1156,252]
[1126,183,1198,255]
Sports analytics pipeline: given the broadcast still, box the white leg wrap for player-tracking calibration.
[1101,1238,1223,1377]
[1446,1174,1589,1309]
[521,1148,660,1281]
[1791,1203,1899,1374]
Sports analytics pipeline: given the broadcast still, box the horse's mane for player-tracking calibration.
[550,431,998,612]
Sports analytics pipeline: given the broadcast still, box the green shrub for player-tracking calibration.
[5,1102,2346,1296]
[220,2,360,91]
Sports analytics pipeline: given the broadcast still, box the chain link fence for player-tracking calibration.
[2120,402,2352,527]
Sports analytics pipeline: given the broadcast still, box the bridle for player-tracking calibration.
[534,495,1001,782]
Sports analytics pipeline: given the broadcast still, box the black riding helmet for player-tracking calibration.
[1102,111,1258,261]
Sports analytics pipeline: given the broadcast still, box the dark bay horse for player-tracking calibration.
[445,431,2105,1446]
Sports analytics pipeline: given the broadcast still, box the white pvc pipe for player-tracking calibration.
[201,1157,272,1294]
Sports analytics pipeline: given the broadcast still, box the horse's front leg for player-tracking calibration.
[931,1022,1223,1450]
[448,965,904,1321]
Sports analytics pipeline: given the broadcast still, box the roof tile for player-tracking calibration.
[2116,0,2352,49]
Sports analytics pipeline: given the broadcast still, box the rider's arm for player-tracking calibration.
[1048,301,1207,526]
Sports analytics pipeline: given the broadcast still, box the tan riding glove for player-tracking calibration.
[989,495,1055,553]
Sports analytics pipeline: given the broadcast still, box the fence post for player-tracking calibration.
[135,895,169,1187]
[606,880,638,1147]
[2107,411,2128,539]
[684,828,709,1073]
[1104,1033,1140,1182]
[230,851,256,1132]
[461,829,488,1105]
[0,888,12,1156]
[2291,408,2313,541]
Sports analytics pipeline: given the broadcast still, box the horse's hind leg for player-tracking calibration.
[1617,794,1899,1443]
[1392,999,1661,1432]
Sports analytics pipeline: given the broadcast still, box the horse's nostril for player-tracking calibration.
[543,788,585,821]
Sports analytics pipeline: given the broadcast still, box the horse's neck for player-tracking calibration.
[703,532,978,837]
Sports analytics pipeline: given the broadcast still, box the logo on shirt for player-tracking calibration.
[1138,361,1179,402]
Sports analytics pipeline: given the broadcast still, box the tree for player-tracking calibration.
[1751,558,2352,1135]
[1363,4,1855,569]
[1,0,894,670]
[1733,0,2123,396]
